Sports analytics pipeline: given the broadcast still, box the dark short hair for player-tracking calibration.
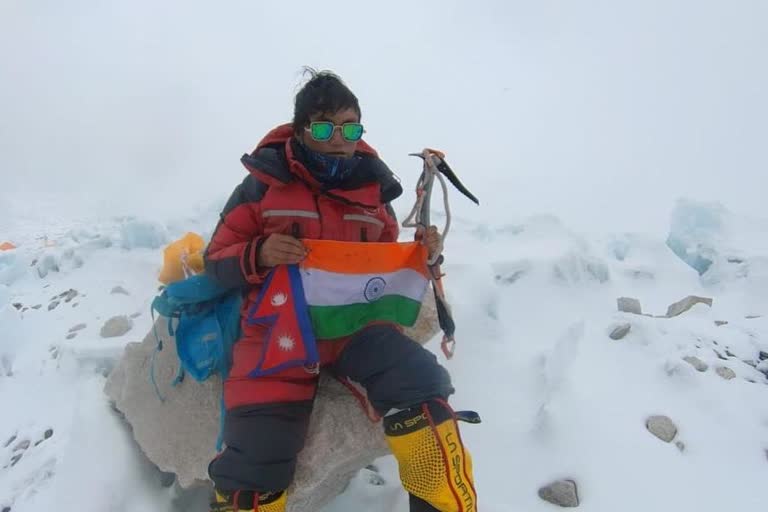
[292,68,361,135]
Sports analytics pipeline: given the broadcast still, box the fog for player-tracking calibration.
[2,0,766,235]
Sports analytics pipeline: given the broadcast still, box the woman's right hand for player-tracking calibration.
[257,234,308,267]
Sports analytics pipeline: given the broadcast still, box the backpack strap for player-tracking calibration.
[149,305,167,402]
[171,365,186,387]
[148,292,184,401]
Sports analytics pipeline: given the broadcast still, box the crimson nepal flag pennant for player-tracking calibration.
[245,264,318,377]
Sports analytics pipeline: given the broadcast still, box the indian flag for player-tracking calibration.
[300,240,430,339]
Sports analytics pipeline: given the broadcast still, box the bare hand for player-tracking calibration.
[257,234,307,267]
[416,225,442,259]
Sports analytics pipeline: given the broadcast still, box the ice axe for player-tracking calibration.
[402,149,479,358]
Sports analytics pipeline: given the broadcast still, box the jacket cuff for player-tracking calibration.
[242,237,271,284]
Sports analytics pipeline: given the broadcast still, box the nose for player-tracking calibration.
[329,127,345,145]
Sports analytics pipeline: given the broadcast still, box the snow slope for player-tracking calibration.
[1,200,766,512]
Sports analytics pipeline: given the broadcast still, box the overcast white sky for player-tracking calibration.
[1,0,766,235]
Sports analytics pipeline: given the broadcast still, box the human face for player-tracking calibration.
[299,108,360,159]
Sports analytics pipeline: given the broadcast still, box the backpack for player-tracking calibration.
[149,273,243,450]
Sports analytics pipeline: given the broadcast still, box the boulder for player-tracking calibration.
[646,415,677,443]
[609,323,631,340]
[100,315,133,338]
[617,297,642,315]
[538,479,579,507]
[104,292,440,511]
[666,296,713,318]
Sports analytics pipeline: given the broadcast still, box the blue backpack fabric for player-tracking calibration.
[149,273,243,450]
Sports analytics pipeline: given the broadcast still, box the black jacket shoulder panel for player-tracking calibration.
[345,155,404,203]
[221,174,269,218]
[240,146,293,184]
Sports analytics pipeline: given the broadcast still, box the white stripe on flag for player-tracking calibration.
[300,268,428,306]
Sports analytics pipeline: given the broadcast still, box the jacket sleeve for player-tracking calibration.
[204,175,271,288]
[379,202,400,242]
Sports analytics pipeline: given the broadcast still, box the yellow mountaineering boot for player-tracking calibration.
[384,400,477,512]
[210,489,287,512]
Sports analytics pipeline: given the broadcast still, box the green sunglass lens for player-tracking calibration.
[310,122,334,141]
[342,123,364,141]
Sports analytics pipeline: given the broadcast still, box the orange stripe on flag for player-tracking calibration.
[301,240,429,276]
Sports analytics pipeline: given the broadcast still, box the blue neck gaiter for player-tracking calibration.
[294,139,361,187]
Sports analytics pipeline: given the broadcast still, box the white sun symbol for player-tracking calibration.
[271,292,288,307]
[277,335,295,351]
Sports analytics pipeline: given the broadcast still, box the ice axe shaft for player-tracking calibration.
[403,149,479,358]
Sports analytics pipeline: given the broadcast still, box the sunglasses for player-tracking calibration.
[305,121,365,142]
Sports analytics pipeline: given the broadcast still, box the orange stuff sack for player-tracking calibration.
[158,232,206,284]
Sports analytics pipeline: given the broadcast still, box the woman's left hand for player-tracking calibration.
[418,225,442,259]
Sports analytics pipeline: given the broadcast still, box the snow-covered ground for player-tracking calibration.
[3,2,768,510]
[1,198,766,512]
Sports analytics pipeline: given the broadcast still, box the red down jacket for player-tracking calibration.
[204,124,404,407]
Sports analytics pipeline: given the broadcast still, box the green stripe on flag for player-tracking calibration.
[309,295,423,339]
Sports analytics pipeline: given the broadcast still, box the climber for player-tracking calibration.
[204,68,477,512]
